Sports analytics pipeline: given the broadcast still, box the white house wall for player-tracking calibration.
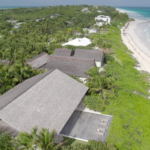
[96,22,103,26]
[95,61,101,67]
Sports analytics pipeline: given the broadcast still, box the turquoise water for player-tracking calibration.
[116,7,150,43]
[116,7,150,20]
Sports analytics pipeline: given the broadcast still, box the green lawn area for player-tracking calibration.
[100,25,150,150]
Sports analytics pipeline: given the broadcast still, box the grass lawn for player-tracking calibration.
[103,26,150,150]
[85,23,150,150]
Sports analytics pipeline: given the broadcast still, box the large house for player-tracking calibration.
[95,15,111,25]
[0,69,112,142]
[26,48,104,82]
[74,49,104,67]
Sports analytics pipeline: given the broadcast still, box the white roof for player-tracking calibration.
[62,37,92,47]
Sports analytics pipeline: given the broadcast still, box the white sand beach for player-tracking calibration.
[121,19,150,73]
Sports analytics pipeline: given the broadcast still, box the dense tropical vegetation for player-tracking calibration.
[0,4,149,150]
[0,127,117,150]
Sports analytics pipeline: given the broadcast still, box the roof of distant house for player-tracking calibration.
[51,14,59,17]
[0,69,88,133]
[62,37,92,47]
[42,55,96,78]
[27,52,49,69]
[83,28,97,32]
[0,59,10,65]
[54,49,73,56]
[74,49,104,62]
[82,8,88,11]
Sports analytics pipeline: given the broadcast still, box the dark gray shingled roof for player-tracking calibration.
[0,119,18,136]
[74,49,104,62]
[27,52,49,68]
[0,69,88,134]
[42,55,96,78]
[0,71,51,110]
[54,49,73,56]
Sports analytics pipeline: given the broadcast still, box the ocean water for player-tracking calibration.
[116,7,150,44]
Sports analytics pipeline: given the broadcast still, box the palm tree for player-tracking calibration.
[85,66,100,78]
[12,127,65,150]
[37,128,64,150]
[85,67,116,99]
[13,126,38,150]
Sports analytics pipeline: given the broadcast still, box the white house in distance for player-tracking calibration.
[97,10,105,13]
[50,14,60,18]
[95,15,111,24]
[82,8,90,13]
[62,37,92,47]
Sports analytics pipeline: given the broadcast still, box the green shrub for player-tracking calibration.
[61,140,118,150]
[0,131,14,150]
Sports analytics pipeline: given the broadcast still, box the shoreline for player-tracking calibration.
[121,19,150,73]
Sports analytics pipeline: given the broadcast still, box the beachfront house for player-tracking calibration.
[95,15,111,24]
[62,37,92,47]
[50,14,60,18]
[83,28,98,34]
[26,52,49,69]
[74,49,104,68]
[0,69,112,142]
